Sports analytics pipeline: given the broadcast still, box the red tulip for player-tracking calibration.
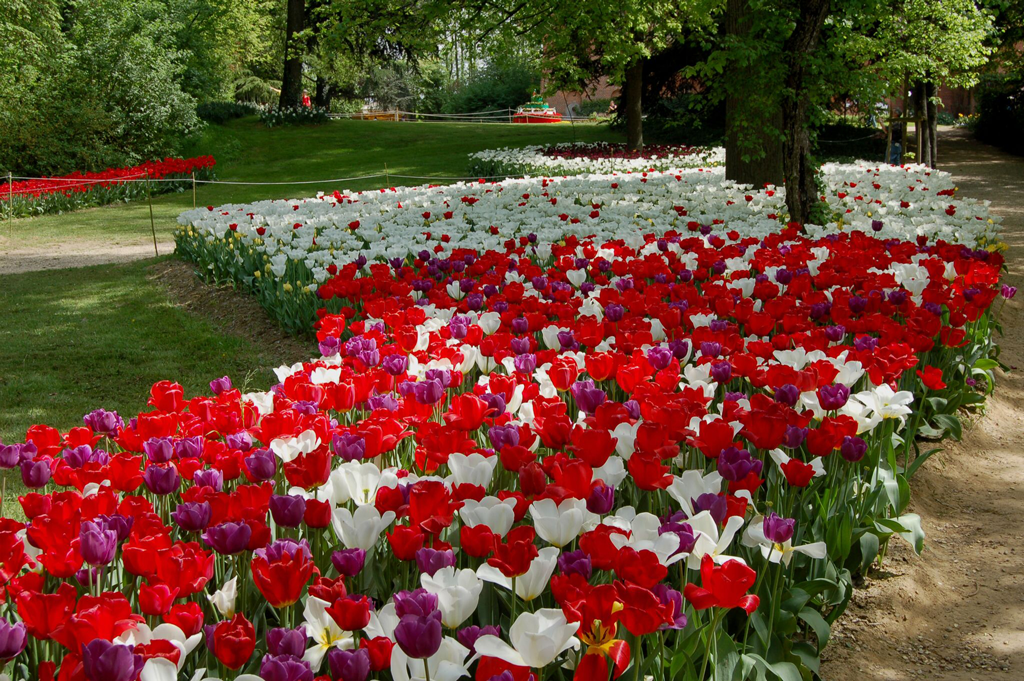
[210,613,256,670]
[683,555,760,615]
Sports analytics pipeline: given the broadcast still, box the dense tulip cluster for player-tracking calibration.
[0,157,216,218]
[467,143,725,176]
[0,150,1009,680]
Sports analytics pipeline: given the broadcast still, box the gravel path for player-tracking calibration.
[821,128,1024,680]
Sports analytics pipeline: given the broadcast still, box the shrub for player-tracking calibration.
[442,60,540,113]
[257,105,330,128]
[197,101,258,124]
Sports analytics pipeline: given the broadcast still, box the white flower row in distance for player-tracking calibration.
[468,141,726,175]
[177,161,1000,292]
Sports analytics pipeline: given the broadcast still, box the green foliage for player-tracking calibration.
[0,0,203,176]
[442,60,541,113]
[974,75,1024,156]
[197,101,259,124]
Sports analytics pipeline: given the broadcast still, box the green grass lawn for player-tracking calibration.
[2,118,619,250]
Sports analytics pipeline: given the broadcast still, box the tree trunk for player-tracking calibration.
[926,81,938,168]
[624,60,643,151]
[280,0,305,108]
[724,0,784,187]
[913,80,931,167]
[781,0,832,225]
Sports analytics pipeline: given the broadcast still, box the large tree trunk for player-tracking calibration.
[624,60,643,151]
[280,0,305,108]
[926,80,938,168]
[725,0,784,187]
[781,0,831,225]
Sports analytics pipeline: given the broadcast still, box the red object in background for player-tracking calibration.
[0,156,216,203]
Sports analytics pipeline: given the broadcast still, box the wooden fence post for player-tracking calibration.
[146,170,158,257]
[7,171,12,237]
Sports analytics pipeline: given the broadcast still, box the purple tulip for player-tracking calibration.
[332,433,366,462]
[270,494,307,528]
[382,354,409,376]
[840,435,867,463]
[256,539,311,566]
[143,464,180,496]
[173,436,204,460]
[193,468,224,492]
[647,346,673,371]
[818,384,850,410]
[710,361,732,384]
[513,353,537,374]
[652,584,688,630]
[783,425,808,449]
[1001,284,1017,300]
[259,654,313,681]
[144,437,175,464]
[172,501,213,533]
[82,409,124,437]
[0,617,27,660]
[393,588,440,619]
[692,493,727,525]
[0,444,22,469]
[557,550,592,579]
[331,548,367,578]
[660,518,698,555]
[586,483,615,515]
[415,548,456,576]
[202,521,252,555]
[209,376,233,395]
[457,624,500,655]
[62,445,96,469]
[717,447,762,482]
[774,384,801,407]
[327,647,371,681]
[20,459,51,488]
[488,425,520,451]
[80,520,118,566]
[394,614,443,659]
[604,303,624,322]
[824,325,846,342]
[81,640,144,681]
[266,626,307,658]
[95,514,134,542]
[763,512,796,544]
[245,448,277,481]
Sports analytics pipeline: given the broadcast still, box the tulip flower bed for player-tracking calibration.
[0,160,1013,681]
[175,162,1001,336]
[468,142,725,177]
[0,157,216,218]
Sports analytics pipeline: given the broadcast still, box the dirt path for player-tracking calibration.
[820,129,1024,680]
[0,240,175,275]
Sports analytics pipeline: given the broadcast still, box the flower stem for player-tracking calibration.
[698,609,723,680]
[423,658,431,681]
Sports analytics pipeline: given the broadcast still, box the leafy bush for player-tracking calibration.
[197,101,258,124]
[935,110,957,125]
[0,0,202,176]
[442,60,540,113]
[974,75,1024,156]
[257,105,330,128]
[576,98,613,117]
